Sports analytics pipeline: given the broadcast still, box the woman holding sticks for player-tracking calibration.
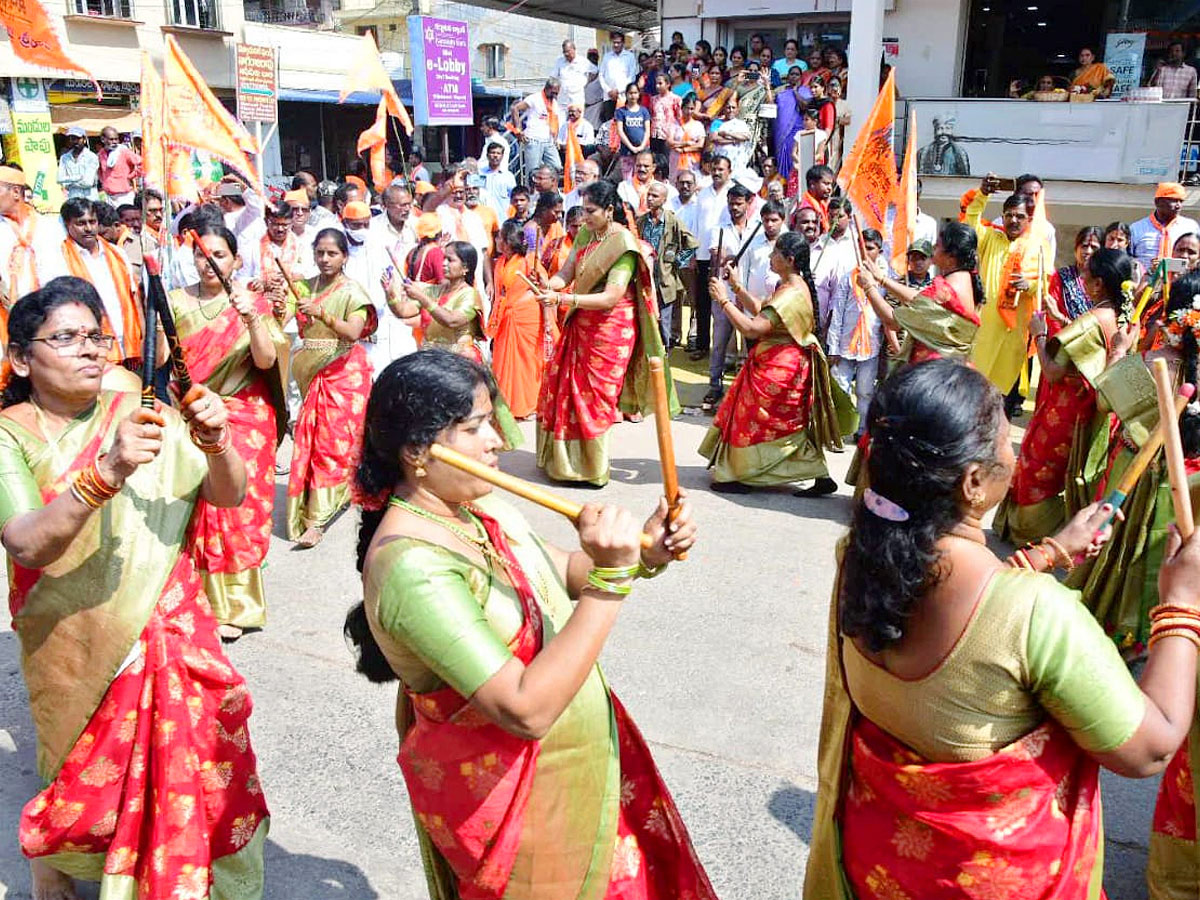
[699,231,846,493]
[287,227,377,548]
[488,220,554,419]
[3,278,268,900]
[1070,270,1200,657]
[805,358,1200,900]
[345,349,716,900]
[993,248,1132,546]
[170,224,289,640]
[533,180,677,487]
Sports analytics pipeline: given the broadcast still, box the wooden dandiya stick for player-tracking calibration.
[184,228,235,296]
[1094,382,1195,535]
[516,270,557,362]
[428,443,654,550]
[274,257,303,305]
[648,357,686,561]
[1152,358,1196,539]
[1133,259,1167,323]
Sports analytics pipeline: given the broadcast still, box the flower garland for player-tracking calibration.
[1164,293,1200,349]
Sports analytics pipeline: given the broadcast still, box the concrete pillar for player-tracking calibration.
[845,0,886,154]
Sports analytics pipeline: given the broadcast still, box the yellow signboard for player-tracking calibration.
[1,109,64,213]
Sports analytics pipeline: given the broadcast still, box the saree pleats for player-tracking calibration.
[1150,710,1200,900]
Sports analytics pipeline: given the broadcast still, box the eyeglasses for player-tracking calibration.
[30,328,115,354]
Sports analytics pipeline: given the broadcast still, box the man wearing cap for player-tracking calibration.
[1130,182,1200,272]
[98,127,141,207]
[0,166,62,311]
[884,239,935,360]
[57,126,99,201]
[339,199,378,296]
[292,171,338,230]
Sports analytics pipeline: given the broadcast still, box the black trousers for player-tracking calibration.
[694,259,712,352]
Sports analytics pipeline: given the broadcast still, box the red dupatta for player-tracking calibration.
[397,508,544,899]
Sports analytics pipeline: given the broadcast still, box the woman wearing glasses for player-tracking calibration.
[169,225,290,640]
[1,277,268,900]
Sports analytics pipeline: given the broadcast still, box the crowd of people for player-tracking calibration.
[4,28,1200,900]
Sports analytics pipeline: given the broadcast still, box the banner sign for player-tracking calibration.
[236,44,278,123]
[1104,32,1146,100]
[407,16,473,126]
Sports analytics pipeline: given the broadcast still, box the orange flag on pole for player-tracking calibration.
[162,35,262,192]
[140,52,166,194]
[837,68,898,235]
[341,32,413,134]
[0,0,100,99]
[357,98,392,192]
[562,122,584,193]
[890,109,918,274]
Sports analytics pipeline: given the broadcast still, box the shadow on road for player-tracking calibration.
[767,783,816,845]
[264,841,379,899]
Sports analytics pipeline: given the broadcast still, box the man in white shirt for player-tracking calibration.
[365,186,420,373]
[705,182,755,409]
[557,105,597,159]
[57,126,99,201]
[618,152,665,216]
[0,165,62,307]
[563,159,600,213]
[510,78,565,183]
[479,142,517,217]
[282,188,319,278]
[552,39,598,110]
[599,32,638,121]
[478,116,512,174]
[408,149,432,185]
[670,168,702,351]
[743,199,788,300]
[216,180,266,280]
[690,155,732,360]
[1130,181,1200,272]
[437,178,492,305]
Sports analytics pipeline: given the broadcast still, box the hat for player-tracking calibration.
[0,166,25,186]
[416,212,441,239]
[341,200,371,220]
[414,181,436,196]
[64,125,87,138]
[1156,182,1187,201]
[283,188,309,208]
[216,182,244,198]
[345,175,368,194]
[907,238,934,257]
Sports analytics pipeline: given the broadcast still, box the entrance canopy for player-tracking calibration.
[452,0,657,33]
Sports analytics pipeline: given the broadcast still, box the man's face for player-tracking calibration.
[767,181,785,203]
[119,207,142,232]
[383,191,412,227]
[563,42,576,61]
[533,168,556,193]
[568,106,581,121]
[267,215,291,243]
[342,214,370,244]
[611,35,624,54]
[545,84,560,103]
[646,184,667,212]
[465,187,480,207]
[712,158,731,187]
[145,197,164,231]
[68,134,85,153]
[762,211,784,240]
[100,128,119,151]
[808,50,824,69]
[676,173,695,201]
[1016,179,1042,199]
[1036,76,1055,92]
[934,121,951,142]
[1170,44,1186,65]
[1156,196,1184,221]
[796,209,821,242]
[907,251,932,278]
[811,172,834,200]
[0,182,23,216]
[291,205,310,230]
[1002,204,1031,240]
[66,211,99,251]
[634,156,654,181]
[338,186,364,213]
[727,194,748,222]
[829,208,848,237]
[450,186,466,208]
[512,194,529,217]
[486,145,503,169]
[576,164,597,187]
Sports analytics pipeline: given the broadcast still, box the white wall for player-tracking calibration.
[884,0,968,97]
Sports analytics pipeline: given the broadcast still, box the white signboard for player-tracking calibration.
[907,98,1190,185]
[1104,32,1147,100]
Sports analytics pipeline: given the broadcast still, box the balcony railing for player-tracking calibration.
[168,0,218,28]
[242,0,333,26]
[70,0,134,18]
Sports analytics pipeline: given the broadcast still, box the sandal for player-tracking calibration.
[218,624,244,642]
[793,477,838,498]
[295,526,324,549]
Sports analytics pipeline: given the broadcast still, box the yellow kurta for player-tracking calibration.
[966,191,1048,391]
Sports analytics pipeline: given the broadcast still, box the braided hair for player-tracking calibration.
[938,221,986,308]
[775,231,818,304]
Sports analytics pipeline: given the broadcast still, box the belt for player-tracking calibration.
[301,338,352,353]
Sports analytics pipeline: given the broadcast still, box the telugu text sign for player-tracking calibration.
[408,17,473,127]
[235,43,277,123]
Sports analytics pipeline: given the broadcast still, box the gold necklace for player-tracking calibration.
[388,496,509,571]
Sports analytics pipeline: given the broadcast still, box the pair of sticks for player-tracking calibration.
[430,357,685,559]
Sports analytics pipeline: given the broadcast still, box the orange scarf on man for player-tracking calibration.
[63,237,143,363]
[544,90,560,143]
[801,192,830,231]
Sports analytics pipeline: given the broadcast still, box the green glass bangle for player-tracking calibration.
[586,570,634,596]
[590,564,640,579]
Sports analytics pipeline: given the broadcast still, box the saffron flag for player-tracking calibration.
[357,98,392,192]
[162,35,262,192]
[341,32,413,135]
[837,68,898,235]
[562,122,584,193]
[140,52,166,195]
[890,109,918,274]
[0,0,100,99]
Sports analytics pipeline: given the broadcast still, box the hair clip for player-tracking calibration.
[863,487,910,523]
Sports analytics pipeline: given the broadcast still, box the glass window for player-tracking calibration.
[72,0,133,18]
[169,0,218,28]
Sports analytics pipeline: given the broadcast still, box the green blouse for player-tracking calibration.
[843,568,1146,762]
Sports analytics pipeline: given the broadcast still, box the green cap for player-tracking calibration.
[907,238,934,257]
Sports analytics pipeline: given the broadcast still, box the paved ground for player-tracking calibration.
[0,359,1161,900]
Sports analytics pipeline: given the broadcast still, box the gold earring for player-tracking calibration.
[414,461,427,478]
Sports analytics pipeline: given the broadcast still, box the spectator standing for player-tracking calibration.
[478,116,512,173]
[773,38,806,81]
[706,182,756,411]
[97,127,140,206]
[828,228,887,430]
[669,93,707,178]
[1129,181,1200,272]
[615,83,651,180]
[599,32,638,121]
[57,126,99,201]
[479,142,517,216]
[1150,40,1199,99]
[648,72,684,157]
[638,181,698,348]
[691,155,733,360]
[552,39,598,110]
[510,78,565,181]
[408,149,431,185]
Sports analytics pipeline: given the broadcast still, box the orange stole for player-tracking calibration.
[62,237,143,363]
[488,253,553,418]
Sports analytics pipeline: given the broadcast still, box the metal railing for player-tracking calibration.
[69,0,133,18]
[243,4,321,25]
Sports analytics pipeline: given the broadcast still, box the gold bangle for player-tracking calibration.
[1041,537,1074,571]
[189,424,231,455]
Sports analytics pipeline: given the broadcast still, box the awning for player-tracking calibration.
[442,0,656,32]
[277,88,407,106]
[49,104,141,135]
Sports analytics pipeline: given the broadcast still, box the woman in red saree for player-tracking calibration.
[1,278,267,900]
[805,360,1200,900]
[287,227,376,548]
[488,220,555,419]
[170,224,290,641]
[534,180,678,486]
[346,349,715,900]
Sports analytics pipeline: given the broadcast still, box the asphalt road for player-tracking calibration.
[0,403,1161,900]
